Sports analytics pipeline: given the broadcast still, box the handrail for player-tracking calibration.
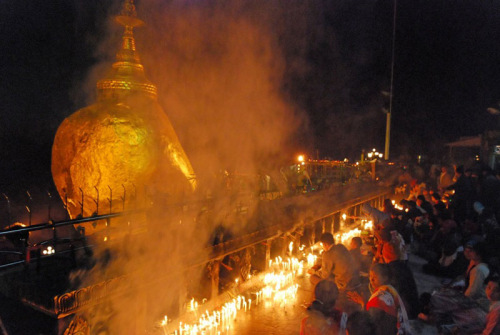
[1,185,392,319]
[185,187,392,268]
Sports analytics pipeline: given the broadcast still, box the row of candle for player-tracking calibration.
[159,255,304,335]
[158,215,378,334]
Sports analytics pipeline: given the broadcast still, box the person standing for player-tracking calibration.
[447,165,474,225]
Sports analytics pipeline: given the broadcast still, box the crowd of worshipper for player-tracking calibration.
[300,163,500,335]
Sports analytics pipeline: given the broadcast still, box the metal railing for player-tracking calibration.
[43,186,392,318]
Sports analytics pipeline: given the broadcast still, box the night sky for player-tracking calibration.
[1,0,500,197]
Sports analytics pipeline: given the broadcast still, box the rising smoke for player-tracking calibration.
[72,0,309,332]
[69,1,386,333]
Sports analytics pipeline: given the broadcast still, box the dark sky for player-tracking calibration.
[1,0,500,196]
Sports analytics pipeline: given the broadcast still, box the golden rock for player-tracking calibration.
[51,0,196,220]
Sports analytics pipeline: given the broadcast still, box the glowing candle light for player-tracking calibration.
[160,315,168,335]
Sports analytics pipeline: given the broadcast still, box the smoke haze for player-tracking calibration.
[72,0,312,332]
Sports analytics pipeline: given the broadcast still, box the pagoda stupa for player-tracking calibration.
[52,0,196,221]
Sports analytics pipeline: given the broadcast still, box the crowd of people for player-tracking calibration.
[300,162,500,335]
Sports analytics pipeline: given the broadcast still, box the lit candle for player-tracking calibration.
[161,316,168,335]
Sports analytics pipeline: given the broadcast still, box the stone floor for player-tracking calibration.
[219,253,443,335]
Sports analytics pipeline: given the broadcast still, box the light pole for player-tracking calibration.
[385,0,397,161]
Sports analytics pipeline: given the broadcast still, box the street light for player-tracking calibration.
[384,0,397,161]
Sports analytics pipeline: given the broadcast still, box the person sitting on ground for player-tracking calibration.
[300,280,347,335]
[347,263,411,335]
[464,240,491,311]
[426,240,491,309]
[373,228,407,264]
[383,198,398,216]
[430,192,445,208]
[418,242,491,332]
[345,311,375,335]
[475,202,500,237]
[474,274,500,335]
[309,233,359,290]
[308,233,364,314]
[368,227,420,319]
[426,211,460,263]
[348,236,372,274]
[423,237,468,279]
[406,200,426,222]
[361,203,391,230]
[387,260,420,320]
[416,194,434,217]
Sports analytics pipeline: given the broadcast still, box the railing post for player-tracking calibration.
[178,274,188,316]
[310,226,316,246]
[107,186,113,214]
[333,212,340,233]
[46,190,52,221]
[265,239,272,270]
[209,260,220,300]
[348,206,355,226]
[26,191,32,226]
[281,234,289,258]
[78,187,84,218]
[2,193,11,226]
[121,184,126,211]
[94,186,99,216]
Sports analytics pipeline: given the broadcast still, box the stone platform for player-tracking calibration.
[208,253,442,335]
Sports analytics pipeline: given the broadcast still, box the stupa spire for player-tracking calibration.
[97,0,157,100]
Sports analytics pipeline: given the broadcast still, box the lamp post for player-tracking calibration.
[385,0,397,161]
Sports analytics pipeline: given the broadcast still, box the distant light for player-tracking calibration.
[297,155,305,163]
[487,107,500,115]
[42,246,55,255]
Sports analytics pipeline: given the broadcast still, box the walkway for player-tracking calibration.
[168,252,443,335]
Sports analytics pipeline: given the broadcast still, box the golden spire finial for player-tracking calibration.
[96,0,157,100]
[115,0,144,29]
